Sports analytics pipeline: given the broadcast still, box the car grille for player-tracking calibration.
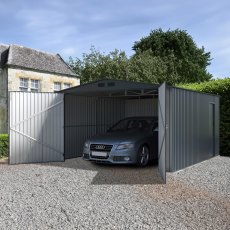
[91,155,109,159]
[90,144,113,152]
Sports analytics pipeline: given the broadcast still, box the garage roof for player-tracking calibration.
[60,79,160,97]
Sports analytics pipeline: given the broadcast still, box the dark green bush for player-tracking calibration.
[0,134,8,158]
[179,78,230,156]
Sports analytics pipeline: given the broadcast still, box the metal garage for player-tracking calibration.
[9,79,219,182]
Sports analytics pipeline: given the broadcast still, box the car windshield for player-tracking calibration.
[109,118,157,132]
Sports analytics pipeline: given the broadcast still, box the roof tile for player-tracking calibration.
[1,44,77,77]
[0,44,9,67]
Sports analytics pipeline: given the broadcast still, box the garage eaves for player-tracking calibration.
[60,79,160,97]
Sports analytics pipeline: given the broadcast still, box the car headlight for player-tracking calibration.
[116,143,134,150]
[84,141,90,149]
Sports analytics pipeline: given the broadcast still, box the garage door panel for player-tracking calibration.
[9,92,64,164]
[158,83,167,183]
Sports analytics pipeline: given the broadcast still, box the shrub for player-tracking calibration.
[178,78,230,156]
[0,134,8,158]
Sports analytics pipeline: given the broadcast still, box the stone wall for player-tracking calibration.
[0,68,8,133]
[8,67,80,92]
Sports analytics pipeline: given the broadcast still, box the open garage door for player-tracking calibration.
[158,83,168,183]
[9,92,64,164]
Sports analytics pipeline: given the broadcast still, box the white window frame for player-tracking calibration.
[63,83,71,89]
[31,79,40,92]
[19,78,29,92]
[54,82,61,92]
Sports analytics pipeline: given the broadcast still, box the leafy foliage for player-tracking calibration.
[0,134,8,158]
[133,29,212,84]
[179,78,230,156]
[69,29,212,85]
[69,47,129,84]
[127,50,172,83]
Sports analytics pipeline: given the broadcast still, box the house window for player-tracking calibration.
[63,83,71,89]
[54,82,61,92]
[31,79,40,92]
[19,78,28,91]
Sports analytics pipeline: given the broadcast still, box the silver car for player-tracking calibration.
[82,116,158,166]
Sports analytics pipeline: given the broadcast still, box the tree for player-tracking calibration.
[69,46,179,84]
[69,29,212,85]
[132,29,212,84]
[69,46,129,84]
[127,49,188,84]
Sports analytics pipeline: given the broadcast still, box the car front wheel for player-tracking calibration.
[137,145,149,167]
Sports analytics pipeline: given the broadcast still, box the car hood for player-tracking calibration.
[87,130,151,144]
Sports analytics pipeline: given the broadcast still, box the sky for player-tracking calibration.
[0,0,229,78]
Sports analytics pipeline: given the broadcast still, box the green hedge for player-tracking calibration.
[0,134,8,158]
[178,78,230,156]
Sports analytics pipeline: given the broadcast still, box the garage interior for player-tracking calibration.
[9,79,220,182]
[63,79,159,159]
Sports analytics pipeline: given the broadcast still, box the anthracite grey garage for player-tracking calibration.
[9,79,219,182]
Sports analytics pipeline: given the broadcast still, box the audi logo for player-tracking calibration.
[95,145,105,150]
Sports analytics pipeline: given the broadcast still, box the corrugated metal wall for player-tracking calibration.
[64,95,97,158]
[9,92,64,164]
[64,95,125,158]
[125,98,158,117]
[168,87,219,171]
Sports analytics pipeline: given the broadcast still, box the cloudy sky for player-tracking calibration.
[0,0,229,78]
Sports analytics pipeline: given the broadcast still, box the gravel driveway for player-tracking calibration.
[0,156,229,230]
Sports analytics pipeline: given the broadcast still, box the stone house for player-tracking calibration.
[0,44,80,133]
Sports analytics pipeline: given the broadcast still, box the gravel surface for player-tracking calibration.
[0,156,229,230]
